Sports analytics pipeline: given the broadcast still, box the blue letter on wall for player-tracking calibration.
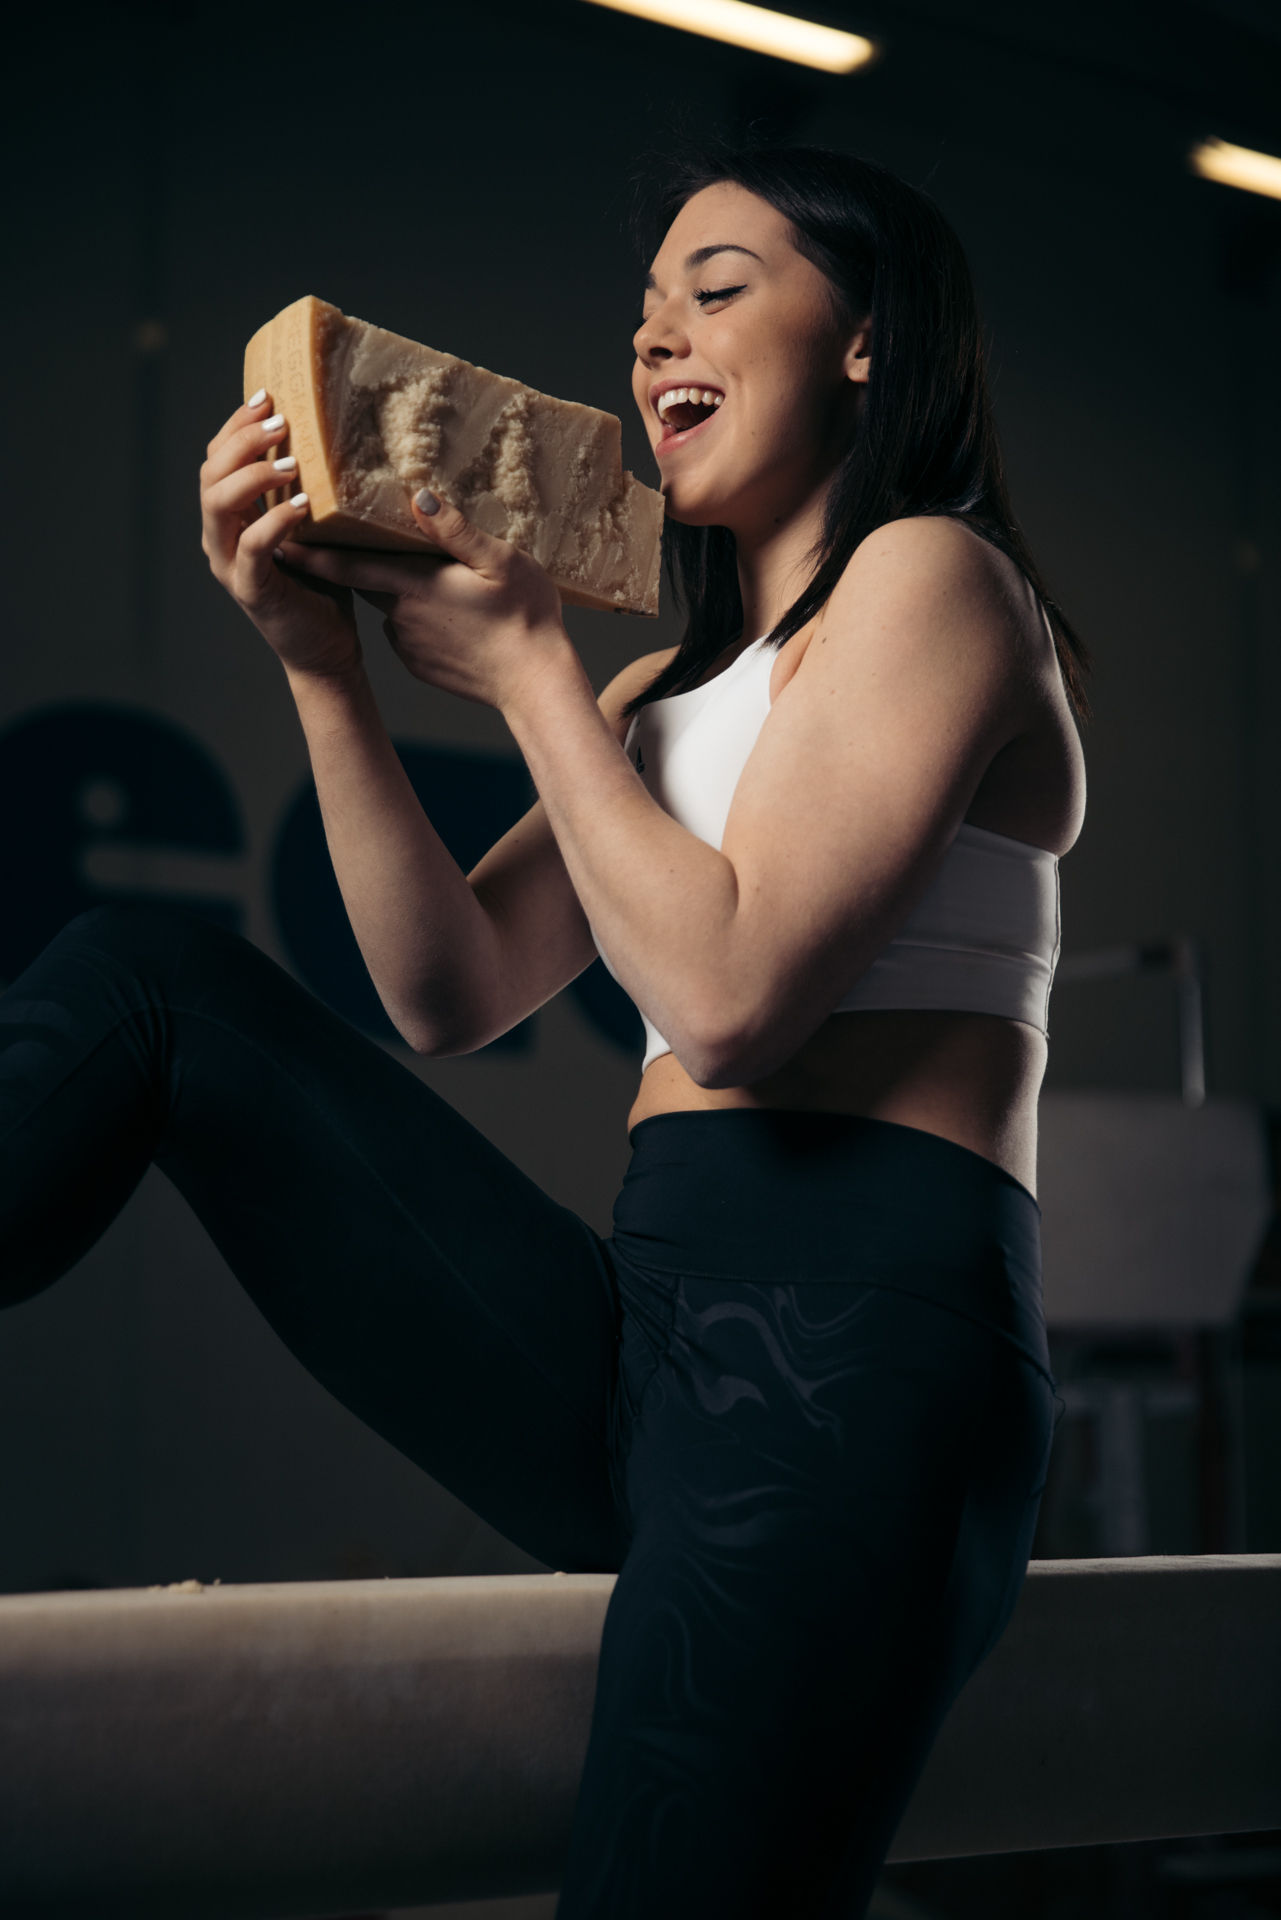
[0,704,245,985]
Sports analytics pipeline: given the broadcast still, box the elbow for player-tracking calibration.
[402,1026,484,1060]
[675,1004,782,1090]
[386,993,495,1060]
[687,1054,751,1091]
[394,1015,459,1058]
[672,966,822,1086]
[687,1045,772,1090]
[379,960,518,1059]
[404,1026,449,1059]
[402,1011,499,1059]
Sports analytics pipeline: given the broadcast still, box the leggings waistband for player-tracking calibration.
[610,1110,1049,1378]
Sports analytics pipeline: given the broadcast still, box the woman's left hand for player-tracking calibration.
[277,490,573,712]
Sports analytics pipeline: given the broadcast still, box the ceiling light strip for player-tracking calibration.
[580,0,875,74]
[1190,138,1281,203]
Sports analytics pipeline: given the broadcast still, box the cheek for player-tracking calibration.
[734,375,795,449]
[745,359,840,454]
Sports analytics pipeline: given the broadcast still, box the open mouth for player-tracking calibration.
[655,386,724,442]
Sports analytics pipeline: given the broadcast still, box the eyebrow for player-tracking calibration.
[644,243,763,291]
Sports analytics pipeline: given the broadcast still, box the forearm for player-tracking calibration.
[284,661,506,1051]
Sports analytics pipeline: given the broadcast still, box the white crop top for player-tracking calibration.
[595,636,1061,1073]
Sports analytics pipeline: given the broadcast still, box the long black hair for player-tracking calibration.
[629,143,1090,718]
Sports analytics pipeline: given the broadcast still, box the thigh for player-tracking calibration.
[0,907,627,1572]
[558,1274,1053,1918]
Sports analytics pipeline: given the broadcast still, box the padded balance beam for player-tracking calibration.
[1,1557,1278,1917]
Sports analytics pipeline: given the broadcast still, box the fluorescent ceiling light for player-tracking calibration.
[580,0,875,74]
[1189,137,1281,203]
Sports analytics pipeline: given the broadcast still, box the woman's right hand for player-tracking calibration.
[200,392,361,679]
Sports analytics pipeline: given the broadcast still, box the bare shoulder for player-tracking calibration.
[598,646,680,743]
[844,513,1027,592]
[827,519,1084,853]
[826,515,1048,677]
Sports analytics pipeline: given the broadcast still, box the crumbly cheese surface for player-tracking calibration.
[314,302,662,614]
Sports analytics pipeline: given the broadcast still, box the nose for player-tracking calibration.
[633,299,689,368]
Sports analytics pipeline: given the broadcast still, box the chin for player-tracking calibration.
[657,475,740,530]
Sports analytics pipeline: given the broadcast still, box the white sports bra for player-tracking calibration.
[596,636,1061,1074]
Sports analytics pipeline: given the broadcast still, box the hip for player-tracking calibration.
[608,1105,1049,1381]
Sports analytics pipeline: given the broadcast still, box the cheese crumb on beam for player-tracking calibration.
[244,296,664,616]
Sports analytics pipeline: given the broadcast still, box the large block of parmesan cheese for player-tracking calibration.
[243,296,664,616]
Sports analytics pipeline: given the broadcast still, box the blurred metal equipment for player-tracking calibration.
[1038,1090,1270,1327]
[1055,934,1206,1107]
[1052,1377,1199,1557]
[0,1561,1278,1915]
[1037,941,1273,1559]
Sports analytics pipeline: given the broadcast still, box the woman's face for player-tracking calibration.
[632,182,869,539]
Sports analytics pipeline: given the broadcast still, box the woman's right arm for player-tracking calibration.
[199,394,646,1054]
[278,663,585,1055]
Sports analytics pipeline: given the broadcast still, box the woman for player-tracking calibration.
[0,146,1085,1915]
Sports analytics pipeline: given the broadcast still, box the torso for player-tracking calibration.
[620,543,1085,1196]
[627,1008,1048,1193]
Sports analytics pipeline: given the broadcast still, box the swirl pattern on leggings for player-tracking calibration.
[556,1256,1054,1918]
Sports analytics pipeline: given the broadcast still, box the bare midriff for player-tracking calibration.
[626,1008,1046,1197]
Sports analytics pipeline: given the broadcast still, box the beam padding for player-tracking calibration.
[0,1557,1277,1915]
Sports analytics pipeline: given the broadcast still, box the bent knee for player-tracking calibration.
[22,905,257,1007]
[56,902,236,966]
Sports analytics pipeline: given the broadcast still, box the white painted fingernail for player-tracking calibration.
[414,488,440,515]
[272,456,297,473]
[262,413,285,432]
[247,388,267,408]
[290,492,309,509]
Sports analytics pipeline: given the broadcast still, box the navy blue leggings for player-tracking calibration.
[0,908,1054,1918]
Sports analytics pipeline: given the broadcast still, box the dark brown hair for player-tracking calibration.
[630,143,1090,718]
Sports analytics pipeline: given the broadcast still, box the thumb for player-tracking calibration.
[411,489,505,575]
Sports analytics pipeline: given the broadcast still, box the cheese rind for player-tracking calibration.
[243,296,664,616]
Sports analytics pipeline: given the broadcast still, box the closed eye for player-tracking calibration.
[693,283,747,307]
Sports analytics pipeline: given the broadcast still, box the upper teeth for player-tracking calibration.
[656,388,724,420]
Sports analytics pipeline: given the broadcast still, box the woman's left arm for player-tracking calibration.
[289,505,1031,1086]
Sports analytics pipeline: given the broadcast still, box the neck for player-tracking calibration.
[733,484,829,642]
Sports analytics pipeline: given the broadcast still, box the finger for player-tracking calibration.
[235,496,313,599]
[409,490,509,578]
[201,456,302,568]
[204,456,298,521]
[205,390,276,461]
[277,541,442,595]
[202,412,290,490]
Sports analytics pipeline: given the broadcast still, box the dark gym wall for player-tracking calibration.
[1,0,1278,1590]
